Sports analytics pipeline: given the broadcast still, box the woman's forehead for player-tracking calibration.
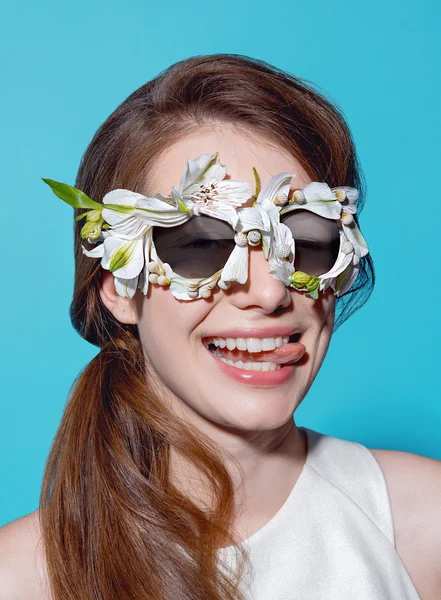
[146,127,312,199]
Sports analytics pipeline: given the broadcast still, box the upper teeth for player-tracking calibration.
[207,336,290,353]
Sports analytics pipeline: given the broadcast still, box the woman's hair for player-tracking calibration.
[39,53,375,600]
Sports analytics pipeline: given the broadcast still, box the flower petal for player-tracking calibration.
[335,262,360,296]
[237,206,272,258]
[215,180,253,207]
[281,201,342,220]
[101,189,146,226]
[114,275,139,298]
[255,173,294,220]
[81,243,104,258]
[101,236,145,279]
[169,272,196,301]
[341,222,369,257]
[103,188,146,206]
[271,220,294,250]
[134,196,191,227]
[302,182,336,201]
[317,233,354,281]
[237,206,270,232]
[220,244,249,284]
[198,204,239,229]
[268,256,295,286]
[179,152,226,196]
[137,229,153,295]
[102,214,150,240]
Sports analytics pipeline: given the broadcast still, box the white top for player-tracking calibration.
[217,426,421,600]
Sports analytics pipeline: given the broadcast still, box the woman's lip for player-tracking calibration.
[205,347,300,387]
[201,327,302,339]
[206,344,306,387]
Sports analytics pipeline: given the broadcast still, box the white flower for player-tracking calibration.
[330,185,368,259]
[176,152,253,228]
[267,222,295,286]
[82,199,156,299]
[219,172,297,287]
[82,186,191,298]
[252,172,296,285]
[280,181,342,220]
[317,229,356,296]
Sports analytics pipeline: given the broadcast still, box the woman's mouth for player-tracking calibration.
[202,333,306,386]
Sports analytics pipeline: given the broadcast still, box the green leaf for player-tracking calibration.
[42,178,102,210]
[74,211,90,221]
[306,286,319,300]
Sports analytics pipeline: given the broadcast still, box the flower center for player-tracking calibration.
[195,182,218,203]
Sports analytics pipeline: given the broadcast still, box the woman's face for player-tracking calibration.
[132,126,336,436]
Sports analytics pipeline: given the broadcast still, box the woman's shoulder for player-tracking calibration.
[369,448,441,600]
[0,509,49,600]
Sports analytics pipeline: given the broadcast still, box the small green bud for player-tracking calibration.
[290,271,311,289]
[87,209,102,222]
[80,218,102,240]
[305,276,319,292]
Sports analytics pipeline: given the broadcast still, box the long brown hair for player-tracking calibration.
[39,53,375,599]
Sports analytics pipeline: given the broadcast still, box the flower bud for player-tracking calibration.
[341,212,354,225]
[275,244,291,260]
[157,275,169,286]
[148,273,159,284]
[148,261,161,274]
[187,290,199,299]
[290,190,306,205]
[346,189,359,204]
[200,286,212,298]
[274,192,288,206]
[341,241,354,254]
[80,219,102,240]
[290,271,311,288]
[305,276,319,292]
[218,280,231,290]
[247,229,261,246]
[334,189,347,202]
[87,209,102,222]
[234,232,248,247]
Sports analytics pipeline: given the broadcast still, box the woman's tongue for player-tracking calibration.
[212,342,306,365]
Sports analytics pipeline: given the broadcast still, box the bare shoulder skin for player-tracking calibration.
[0,510,49,600]
[1,451,441,600]
[369,448,441,600]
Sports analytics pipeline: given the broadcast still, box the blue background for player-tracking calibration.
[1,0,440,526]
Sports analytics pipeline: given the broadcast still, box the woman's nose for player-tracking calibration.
[227,245,292,313]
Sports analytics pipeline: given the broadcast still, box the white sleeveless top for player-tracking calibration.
[217,426,421,600]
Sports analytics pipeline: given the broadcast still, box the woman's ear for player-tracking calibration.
[99,270,139,325]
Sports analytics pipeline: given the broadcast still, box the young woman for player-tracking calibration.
[1,54,440,600]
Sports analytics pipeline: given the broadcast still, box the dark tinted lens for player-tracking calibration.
[153,216,236,278]
[280,209,340,275]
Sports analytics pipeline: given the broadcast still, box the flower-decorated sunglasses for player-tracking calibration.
[43,152,369,301]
